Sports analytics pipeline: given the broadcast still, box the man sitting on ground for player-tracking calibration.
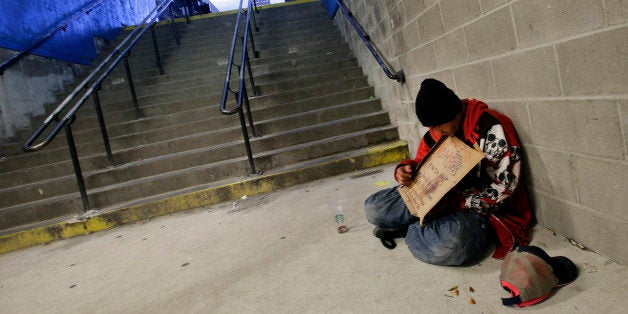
[364,78,533,266]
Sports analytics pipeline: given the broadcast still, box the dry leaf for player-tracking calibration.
[452,288,459,296]
[468,297,476,304]
[469,286,475,293]
[447,285,458,291]
[568,238,586,250]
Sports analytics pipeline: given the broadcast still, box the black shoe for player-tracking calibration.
[373,227,408,250]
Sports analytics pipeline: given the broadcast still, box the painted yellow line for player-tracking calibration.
[0,141,408,254]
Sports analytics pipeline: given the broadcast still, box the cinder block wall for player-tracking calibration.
[334,0,627,264]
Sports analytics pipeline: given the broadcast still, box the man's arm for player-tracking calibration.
[393,133,432,185]
[463,124,522,215]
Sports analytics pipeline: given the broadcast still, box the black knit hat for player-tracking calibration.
[415,78,462,126]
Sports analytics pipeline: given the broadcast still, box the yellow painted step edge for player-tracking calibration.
[0,141,408,254]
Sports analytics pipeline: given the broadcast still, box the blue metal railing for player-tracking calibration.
[220,0,260,174]
[21,0,181,213]
[337,0,405,83]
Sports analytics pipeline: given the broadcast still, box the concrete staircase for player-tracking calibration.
[0,1,407,239]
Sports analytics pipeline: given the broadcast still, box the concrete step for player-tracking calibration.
[111,40,350,90]
[251,50,354,77]
[1,104,390,208]
[91,48,354,103]
[120,15,240,43]
[250,76,369,107]
[130,21,339,56]
[2,80,374,174]
[92,48,341,99]
[116,29,344,80]
[254,58,361,84]
[98,41,350,95]
[256,5,328,23]
[131,20,236,46]
[91,36,347,89]
[9,93,223,155]
[65,66,363,127]
[256,15,331,30]
[125,13,236,36]
[0,76,372,176]
[257,37,346,58]
[42,56,360,127]
[145,5,328,33]
[63,48,354,107]
[65,7,334,89]
[0,124,397,230]
[257,66,363,94]
[129,18,336,57]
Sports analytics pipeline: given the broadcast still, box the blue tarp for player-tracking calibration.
[321,0,338,18]
[0,0,154,65]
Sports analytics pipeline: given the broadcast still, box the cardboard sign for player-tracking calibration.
[398,136,484,225]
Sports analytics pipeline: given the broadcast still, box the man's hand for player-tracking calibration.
[395,165,415,186]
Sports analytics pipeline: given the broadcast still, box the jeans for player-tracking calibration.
[364,187,490,266]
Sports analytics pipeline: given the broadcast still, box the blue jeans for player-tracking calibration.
[364,187,490,266]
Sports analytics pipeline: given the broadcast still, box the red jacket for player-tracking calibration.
[396,99,532,259]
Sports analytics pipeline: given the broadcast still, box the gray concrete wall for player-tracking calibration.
[0,48,83,146]
[334,0,627,264]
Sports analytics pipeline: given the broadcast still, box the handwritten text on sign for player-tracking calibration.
[398,136,484,224]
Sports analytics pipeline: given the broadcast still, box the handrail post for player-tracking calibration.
[92,89,115,166]
[183,0,191,24]
[169,3,181,45]
[238,107,257,175]
[123,55,140,112]
[242,87,257,137]
[244,52,258,96]
[247,20,259,58]
[251,2,259,32]
[65,122,91,213]
[150,23,165,75]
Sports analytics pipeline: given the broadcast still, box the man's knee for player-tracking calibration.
[406,226,465,266]
[364,193,384,226]
[405,214,488,266]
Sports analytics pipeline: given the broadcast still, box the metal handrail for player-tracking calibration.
[337,0,405,83]
[21,0,180,213]
[220,0,260,174]
[24,0,175,152]
[0,0,107,75]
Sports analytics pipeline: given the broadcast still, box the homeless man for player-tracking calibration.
[364,78,532,266]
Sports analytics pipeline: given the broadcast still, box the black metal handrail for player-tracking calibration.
[220,0,260,174]
[337,0,405,83]
[0,0,107,75]
[21,0,180,213]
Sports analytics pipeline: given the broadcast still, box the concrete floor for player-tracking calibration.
[0,164,626,313]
